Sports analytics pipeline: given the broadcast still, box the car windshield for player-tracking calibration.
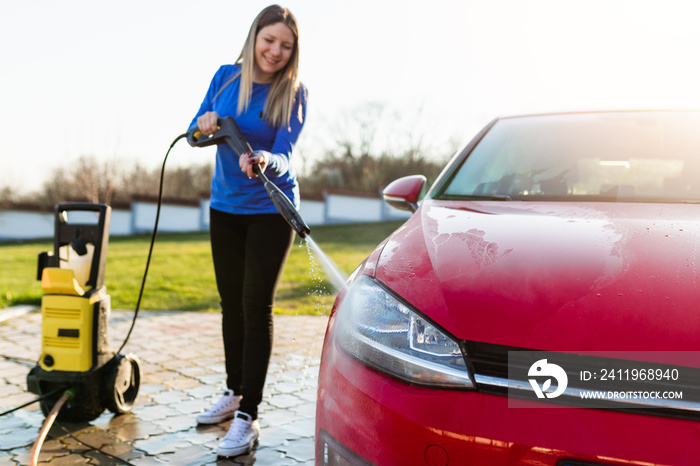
[438,111,700,203]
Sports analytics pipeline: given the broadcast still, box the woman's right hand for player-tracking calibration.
[196,111,220,136]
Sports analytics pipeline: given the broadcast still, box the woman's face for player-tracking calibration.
[253,22,295,83]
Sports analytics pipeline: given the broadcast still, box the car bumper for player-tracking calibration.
[316,318,700,466]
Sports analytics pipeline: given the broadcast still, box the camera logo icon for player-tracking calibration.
[528,359,568,399]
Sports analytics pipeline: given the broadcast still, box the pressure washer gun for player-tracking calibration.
[186,117,310,238]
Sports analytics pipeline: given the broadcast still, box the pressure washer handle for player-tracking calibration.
[186,126,219,148]
[56,202,109,216]
[187,117,253,156]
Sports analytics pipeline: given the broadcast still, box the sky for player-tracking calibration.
[3,0,700,195]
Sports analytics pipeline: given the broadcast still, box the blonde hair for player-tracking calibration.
[236,5,303,128]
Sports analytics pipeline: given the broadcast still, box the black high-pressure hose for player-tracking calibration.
[55,424,137,466]
[115,132,188,354]
[0,387,63,417]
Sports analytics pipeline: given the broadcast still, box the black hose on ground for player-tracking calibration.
[0,387,63,418]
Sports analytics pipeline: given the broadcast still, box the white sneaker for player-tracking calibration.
[195,390,241,424]
[216,411,260,457]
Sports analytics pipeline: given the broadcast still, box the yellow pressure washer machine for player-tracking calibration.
[27,202,141,422]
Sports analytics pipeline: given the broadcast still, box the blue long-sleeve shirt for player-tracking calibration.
[190,64,307,215]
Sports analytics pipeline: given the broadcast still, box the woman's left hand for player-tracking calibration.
[239,151,269,178]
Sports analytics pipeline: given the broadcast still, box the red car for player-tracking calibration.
[315,111,700,465]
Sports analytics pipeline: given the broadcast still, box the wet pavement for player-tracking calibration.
[0,307,329,465]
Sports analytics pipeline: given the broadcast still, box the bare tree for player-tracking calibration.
[0,186,16,204]
[38,156,212,206]
[74,156,116,204]
[331,102,385,159]
[300,102,452,196]
[114,162,212,202]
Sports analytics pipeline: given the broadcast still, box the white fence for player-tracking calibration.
[0,192,411,241]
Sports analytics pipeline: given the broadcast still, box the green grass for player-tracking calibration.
[0,221,404,315]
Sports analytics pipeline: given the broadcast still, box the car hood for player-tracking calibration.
[373,200,700,351]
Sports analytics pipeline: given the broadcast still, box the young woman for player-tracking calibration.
[189,4,307,457]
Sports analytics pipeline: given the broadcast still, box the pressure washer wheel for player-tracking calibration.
[102,353,141,414]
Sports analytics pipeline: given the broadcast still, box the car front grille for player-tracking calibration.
[462,340,700,421]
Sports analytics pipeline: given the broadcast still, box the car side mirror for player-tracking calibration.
[382,175,427,213]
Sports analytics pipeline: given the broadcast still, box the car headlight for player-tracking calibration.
[335,275,474,389]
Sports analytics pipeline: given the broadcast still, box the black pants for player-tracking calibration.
[209,208,294,419]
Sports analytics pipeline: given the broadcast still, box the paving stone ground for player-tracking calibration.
[0,307,329,465]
